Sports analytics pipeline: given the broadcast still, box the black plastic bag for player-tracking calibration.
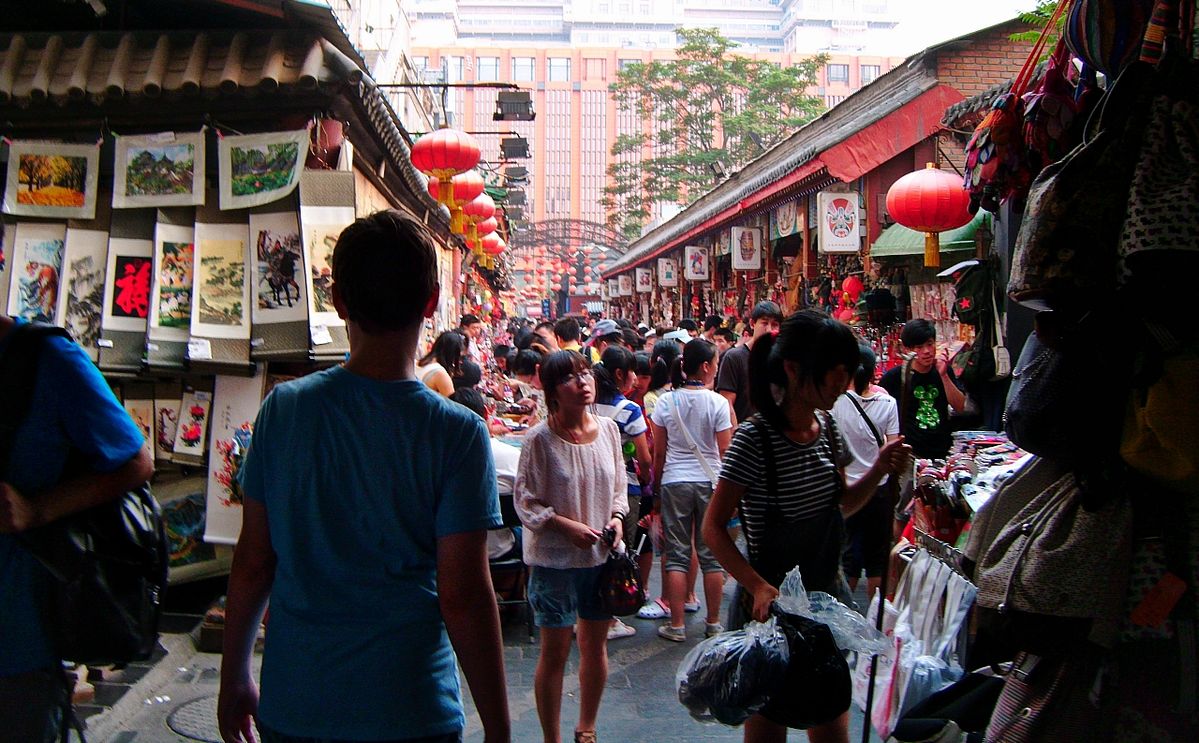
[676,619,790,725]
[759,605,852,729]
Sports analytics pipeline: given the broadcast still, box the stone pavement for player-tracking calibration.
[83,579,883,743]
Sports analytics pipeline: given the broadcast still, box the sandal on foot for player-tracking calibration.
[574,731,597,743]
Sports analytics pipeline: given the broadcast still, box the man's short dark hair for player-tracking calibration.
[678,318,699,333]
[750,301,784,323]
[460,314,481,328]
[450,388,488,420]
[535,320,555,335]
[703,315,723,332]
[554,316,580,343]
[332,210,437,333]
[513,349,542,377]
[901,318,937,348]
[715,327,736,343]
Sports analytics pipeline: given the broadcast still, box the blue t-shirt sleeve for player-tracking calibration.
[49,337,144,472]
[237,390,278,504]
[436,415,502,537]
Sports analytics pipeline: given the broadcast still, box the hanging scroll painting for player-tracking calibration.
[218,129,310,210]
[113,131,206,208]
[57,227,108,357]
[6,223,66,323]
[3,141,101,219]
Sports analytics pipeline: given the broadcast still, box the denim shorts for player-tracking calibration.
[528,564,612,627]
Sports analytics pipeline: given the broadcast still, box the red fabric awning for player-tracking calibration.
[819,84,965,182]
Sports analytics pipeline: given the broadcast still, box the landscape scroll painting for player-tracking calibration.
[56,227,109,359]
[218,129,309,210]
[112,131,206,208]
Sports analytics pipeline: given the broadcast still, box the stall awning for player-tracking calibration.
[870,211,989,257]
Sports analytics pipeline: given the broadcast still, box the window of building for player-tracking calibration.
[639,2,650,12]
[584,57,606,80]
[477,56,500,82]
[446,56,465,82]
[618,58,638,72]
[412,56,428,71]
[619,2,631,13]
[512,57,535,82]
[548,57,571,82]
[860,64,880,84]
[826,63,849,83]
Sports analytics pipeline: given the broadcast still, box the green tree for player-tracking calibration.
[602,27,827,239]
[1010,1,1066,58]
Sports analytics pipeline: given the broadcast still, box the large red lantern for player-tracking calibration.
[476,217,498,237]
[410,129,481,210]
[885,163,973,268]
[428,170,485,234]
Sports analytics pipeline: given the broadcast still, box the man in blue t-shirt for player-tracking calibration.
[218,211,510,743]
[0,314,152,743]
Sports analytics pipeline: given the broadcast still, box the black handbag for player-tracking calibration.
[758,605,852,730]
[596,547,645,617]
[1,323,167,666]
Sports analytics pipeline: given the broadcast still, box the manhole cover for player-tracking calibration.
[166,694,259,742]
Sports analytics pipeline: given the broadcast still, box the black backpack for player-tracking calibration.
[0,323,167,667]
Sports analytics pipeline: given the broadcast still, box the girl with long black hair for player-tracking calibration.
[416,330,465,398]
[701,311,910,743]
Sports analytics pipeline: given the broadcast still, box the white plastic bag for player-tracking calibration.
[776,567,890,655]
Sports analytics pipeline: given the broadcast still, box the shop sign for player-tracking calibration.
[658,257,678,287]
[684,245,709,281]
[525,304,543,318]
[731,227,762,271]
[607,278,620,297]
[635,267,653,293]
[770,199,800,240]
[817,191,861,253]
[618,273,634,296]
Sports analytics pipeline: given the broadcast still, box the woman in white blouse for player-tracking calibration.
[515,350,628,743]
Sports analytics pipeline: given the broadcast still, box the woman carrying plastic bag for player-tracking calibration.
[702,310,912,743]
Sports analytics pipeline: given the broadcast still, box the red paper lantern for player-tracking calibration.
[462,193,496,246]
[885,163,972,268]
[410,129,481,209]
[481,234,506,256]
[428,170,485,234]
[476,217,498,237]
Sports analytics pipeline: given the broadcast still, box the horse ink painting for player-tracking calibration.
[3,141,100,219]
[197,239,245,327]
[7,225,66,323]
[157,242,194,328]
[218,129,309,210]
[249,211,306,324]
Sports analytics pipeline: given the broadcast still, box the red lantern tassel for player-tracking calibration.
[924,232,941,268]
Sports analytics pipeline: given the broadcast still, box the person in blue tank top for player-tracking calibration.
[218,211,511,743]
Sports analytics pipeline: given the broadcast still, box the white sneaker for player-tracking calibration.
[704,622,725,638]
[607,618,637,640]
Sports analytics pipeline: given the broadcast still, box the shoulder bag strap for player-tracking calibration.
[670,395,719,488]
[0,324,70,475]
[900,355,914,429]
[844,392,884,448]
[752,414,780,518]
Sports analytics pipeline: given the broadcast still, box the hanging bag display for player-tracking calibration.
[0,323,167,667]
[990,291,1011,380]
[1009,0,1183,313]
